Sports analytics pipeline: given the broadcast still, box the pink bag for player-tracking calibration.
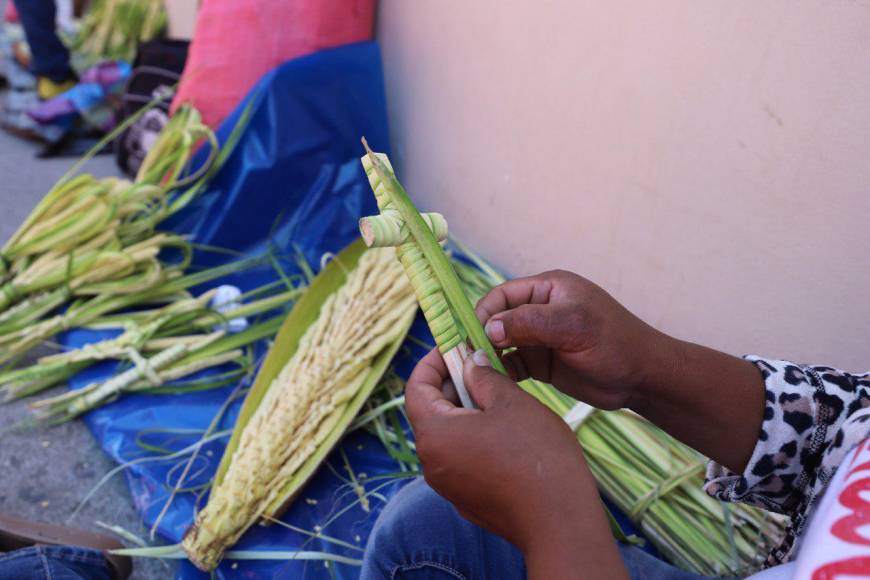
[5,1,18,23]
[171,0,376,128]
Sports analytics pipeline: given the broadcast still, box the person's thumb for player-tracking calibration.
[484,303,583,350]
[462,350,520,409]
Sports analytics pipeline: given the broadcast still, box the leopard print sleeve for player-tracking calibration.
[704,356,870,564]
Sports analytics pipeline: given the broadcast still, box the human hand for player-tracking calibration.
[405,348,626,579]
[476,270,673,410]
[476,270,766,473]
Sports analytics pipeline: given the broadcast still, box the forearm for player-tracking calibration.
[519,456,628,580]
[629,334,765,473]
[525,545,627,580]
[523,502,628,580]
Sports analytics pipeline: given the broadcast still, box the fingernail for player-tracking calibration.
[472,349,491,367]
[485,319,505,343]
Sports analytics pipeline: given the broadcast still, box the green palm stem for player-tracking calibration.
[0,106,217,318]
[88,287,303,334]
[4,186,115,260]
[74,0,166,63]
[2,175,93,255]
[28,314,287,424]
[0,235,190,316]
[359,145,505,407]
[0,288,71,335]
[30,332,223,424]
[360,140,505,373]
[0,256,267,366]
[0,284,301,400]
[2,176,110,259]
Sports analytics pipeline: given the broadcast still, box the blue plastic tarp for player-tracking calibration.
[61,41,654,579]
[61,42,426,580]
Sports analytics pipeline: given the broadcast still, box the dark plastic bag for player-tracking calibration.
[115,39,190,176]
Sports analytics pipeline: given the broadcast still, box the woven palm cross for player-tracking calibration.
[358,139,508,408]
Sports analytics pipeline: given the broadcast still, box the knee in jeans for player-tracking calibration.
[368,478,456,552]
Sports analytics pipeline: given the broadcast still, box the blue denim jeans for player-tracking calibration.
[0,545,112,580]
[14,0,72,81]
[362,478,725,580]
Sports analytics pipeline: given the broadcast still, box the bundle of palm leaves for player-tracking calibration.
[0,107,221,367]
[74,0,167,63]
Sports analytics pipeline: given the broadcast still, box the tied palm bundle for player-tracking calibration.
[182,244,417,571]
[574,409,783,575]
[359,148,786,576]
[74,0,167,63]
[0,277,305,425]
[0,107,220,366]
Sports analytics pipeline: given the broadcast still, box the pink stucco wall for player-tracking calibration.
[377,1,870,370]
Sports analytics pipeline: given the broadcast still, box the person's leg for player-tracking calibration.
[0,545,113,580]
[362,478,526,580]
[616,543,736,580]
[363,479,732,580]
[13,0,73,82]
[0,512,131,578]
